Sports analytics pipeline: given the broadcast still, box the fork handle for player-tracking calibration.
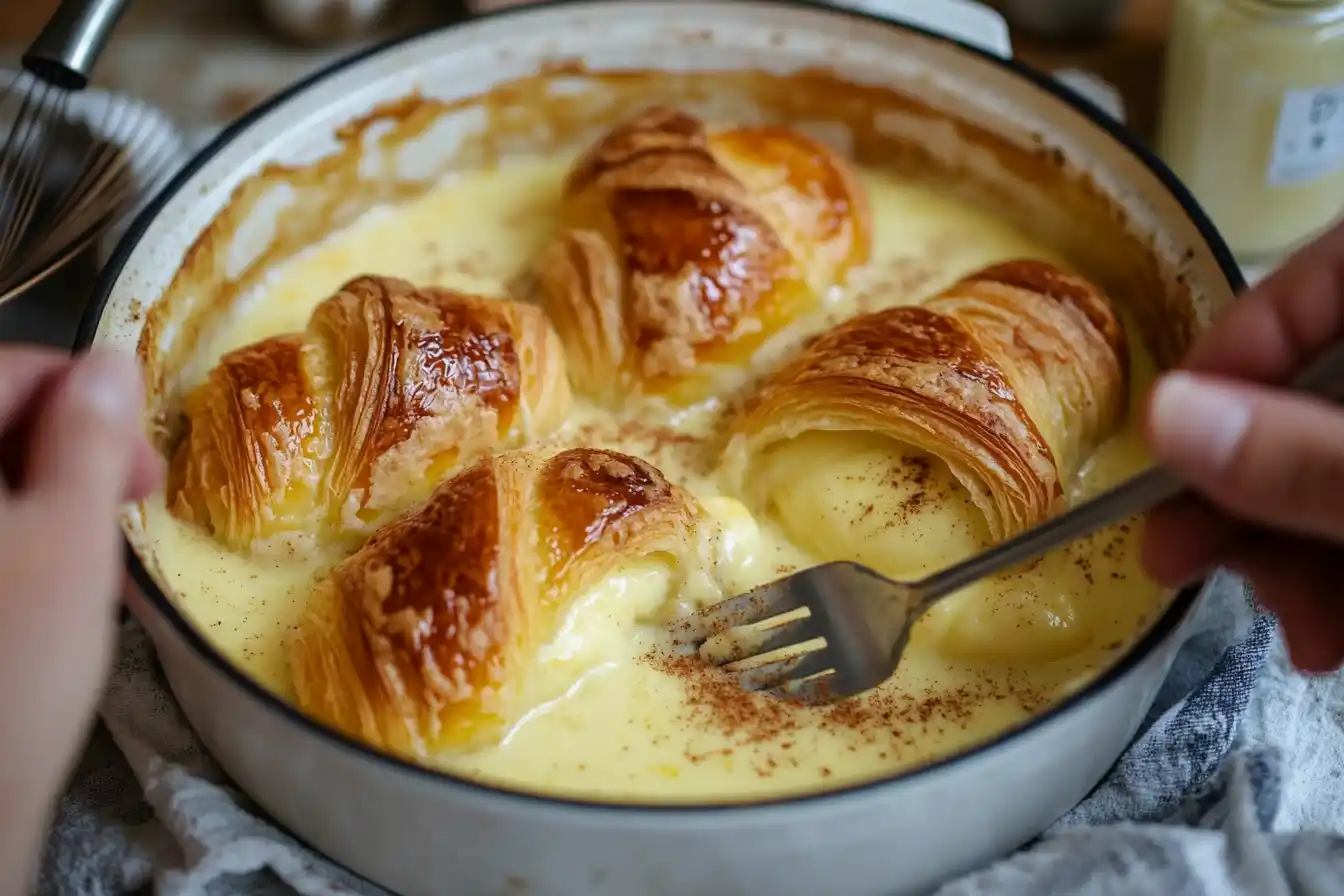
[915,339,1344,604]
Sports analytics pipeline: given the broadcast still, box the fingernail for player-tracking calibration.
[68,350,141,421]
[1149,372,1251,472]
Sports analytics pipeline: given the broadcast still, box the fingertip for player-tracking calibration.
[125,439,165,502]
[24,349,145,502]
[1146,372,1251,477]
[74,349,144,420]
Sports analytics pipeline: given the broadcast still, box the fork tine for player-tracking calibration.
[769,671,841,706]
[735,648,834,691]
[665,579,807,649]
[714,614,821,665]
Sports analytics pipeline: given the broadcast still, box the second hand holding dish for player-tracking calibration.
[680,340,1344,703]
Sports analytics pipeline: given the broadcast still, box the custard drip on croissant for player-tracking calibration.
[731,259,1129,543]
[286,447,709,758]
[168,275,571,553]
[532,106,871,405]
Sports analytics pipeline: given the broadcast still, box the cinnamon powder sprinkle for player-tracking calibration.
[568,420,710,473]
[641,649,1046,778]
[643,651,803,746]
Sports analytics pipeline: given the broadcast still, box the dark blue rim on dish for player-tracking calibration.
[76,0,1243,817]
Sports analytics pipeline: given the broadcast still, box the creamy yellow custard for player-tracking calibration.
[144,157,1164,802]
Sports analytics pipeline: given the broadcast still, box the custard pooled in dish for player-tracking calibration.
[168,275,571,553]
[286,447,715,758]
[730,260,1130,656]
[145,127,1168,800]
[532,106,871,406]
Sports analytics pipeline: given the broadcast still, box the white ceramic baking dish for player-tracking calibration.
[78,2,1244,894]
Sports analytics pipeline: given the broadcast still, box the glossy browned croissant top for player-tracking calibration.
[286,446,708,757]
[532,105,872,406]
[168,275,571,553]
[731,259,1129,538]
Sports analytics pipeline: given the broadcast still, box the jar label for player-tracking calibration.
[1267,84,1344,186]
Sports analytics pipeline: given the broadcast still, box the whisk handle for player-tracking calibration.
[22,0,132,91]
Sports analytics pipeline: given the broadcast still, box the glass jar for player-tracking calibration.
[1157,0,1344,262]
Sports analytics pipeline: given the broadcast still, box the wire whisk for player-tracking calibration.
[0,0,184,306]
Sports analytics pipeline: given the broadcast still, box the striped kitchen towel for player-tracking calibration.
[941,572,1344,896]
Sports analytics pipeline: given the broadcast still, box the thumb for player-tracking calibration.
[22,349,145,510]
[1147,370,1344,543]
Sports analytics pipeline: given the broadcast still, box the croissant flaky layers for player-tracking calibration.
[168,275,571,553]
[286,447,709,758]
[531,106,872,406]
[730,259,1130,540]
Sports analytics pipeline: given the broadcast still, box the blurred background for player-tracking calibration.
[0,0,1171,149]
[0,0,452,149]
[0,0,1337,297]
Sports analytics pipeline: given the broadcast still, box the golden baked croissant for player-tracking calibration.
[531,106,872,406]
[168,275,571,554]
[286,447,710,758]
[728,259,1129,580]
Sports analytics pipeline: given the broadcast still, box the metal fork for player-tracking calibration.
[669,340,1344,705]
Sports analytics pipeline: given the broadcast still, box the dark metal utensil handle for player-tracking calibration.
[916,340,1344,604]
[23,0,132,91]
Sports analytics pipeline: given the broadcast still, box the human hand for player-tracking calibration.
[0,347,161,893]
[1142,219,1344,673]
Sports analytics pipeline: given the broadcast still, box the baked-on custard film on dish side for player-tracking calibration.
[146,106,1166,802]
